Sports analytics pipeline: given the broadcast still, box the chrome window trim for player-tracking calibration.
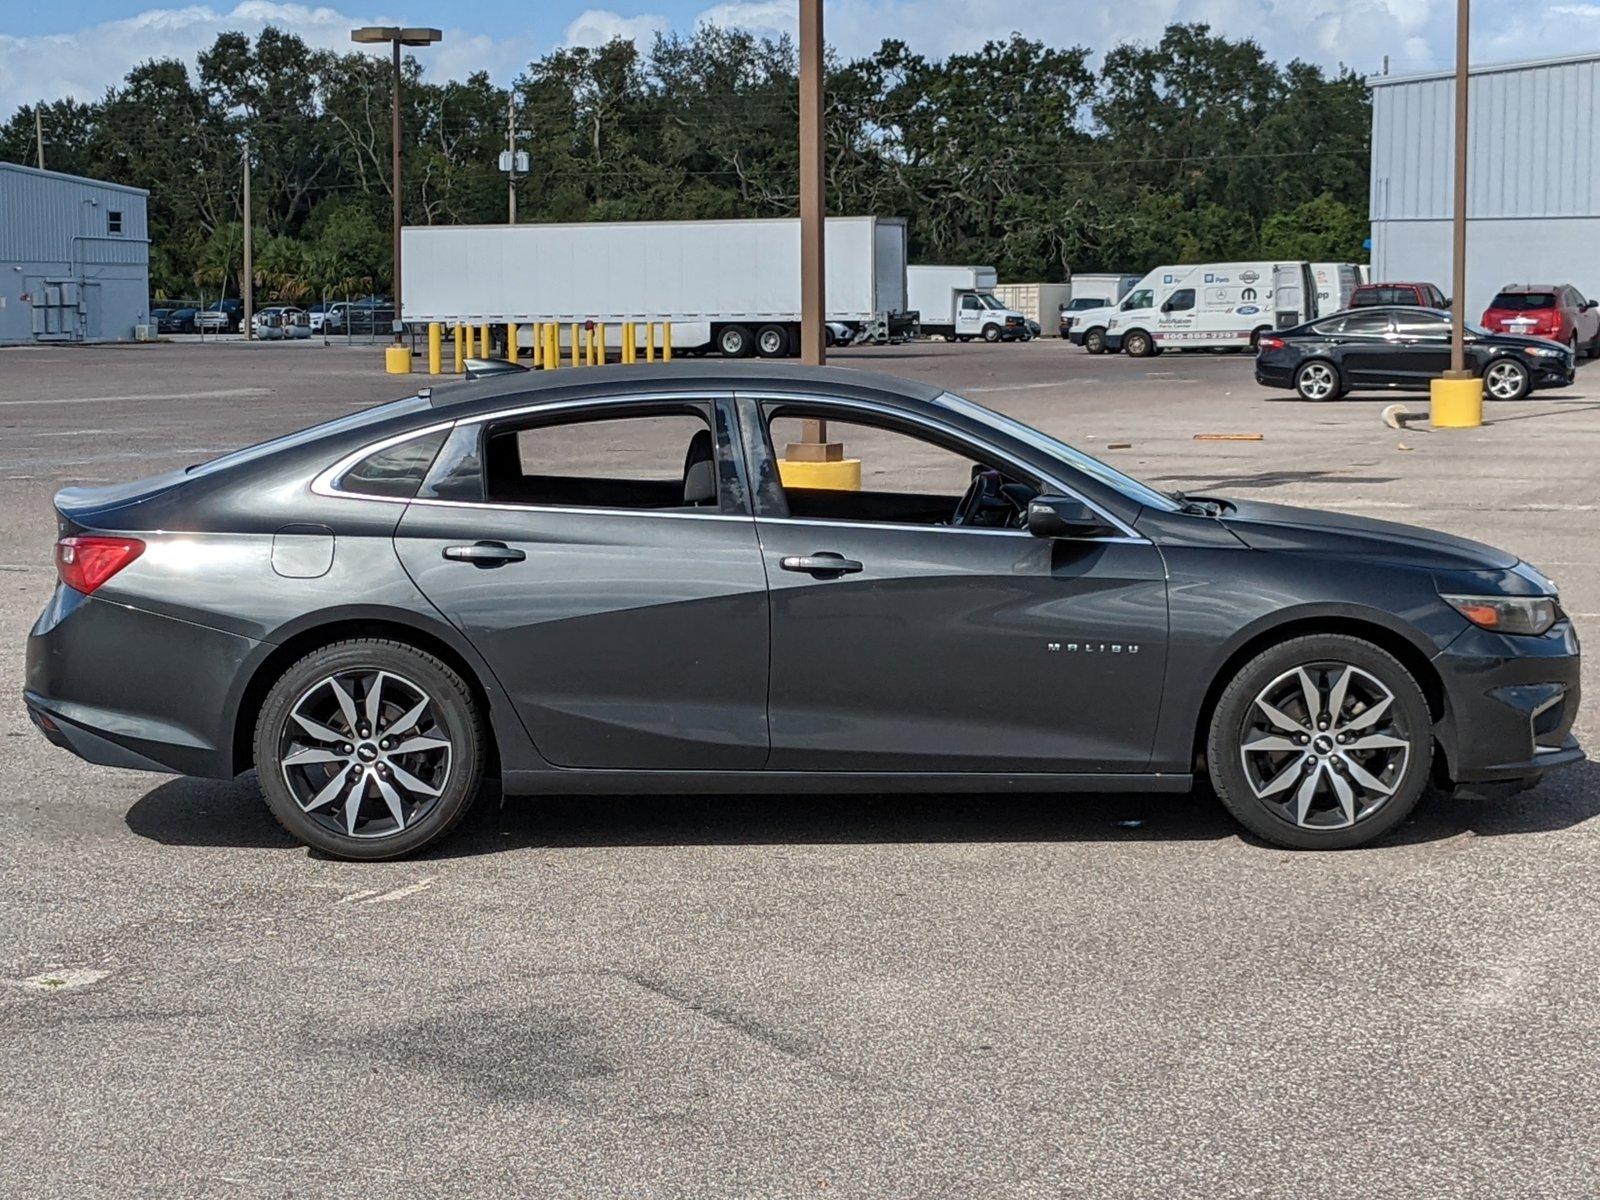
[739,389,1148,542]
[755,515,1146,543]
[311,419,457,502]
[407,496,754,522]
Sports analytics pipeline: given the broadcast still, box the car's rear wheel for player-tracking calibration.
[254,638,485,860]
[1123,329,1154,357]
[1294,359,1342,401]
[1206,634,1431,850]
[1083,328,1106,355]
[1483,357,1531,400]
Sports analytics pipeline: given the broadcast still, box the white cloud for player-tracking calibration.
[561,8,671,50]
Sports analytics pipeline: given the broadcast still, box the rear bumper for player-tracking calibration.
[25,586,260,778]
[1254,360,1296,389]
[1433,618,1584,789]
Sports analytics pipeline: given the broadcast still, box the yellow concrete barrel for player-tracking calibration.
[385,344,411,374]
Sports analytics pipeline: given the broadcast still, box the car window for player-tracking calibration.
[1163,288,1196,313]
[1392,312,1449,340]
[334,429,449,498]
[1490,292,1557,311]
[481,409,718,510]
[961,295,982,311]
[1068,297,1106,311]
[1122,289,1154,310]
[1334,310,1393,336]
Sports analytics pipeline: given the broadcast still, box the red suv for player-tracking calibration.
[1480,284,1600,358]
[1350,282,1449,309]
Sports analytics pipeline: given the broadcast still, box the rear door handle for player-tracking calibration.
[443,541,526,567]
[780,552,863,577]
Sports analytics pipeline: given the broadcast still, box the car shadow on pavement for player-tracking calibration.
[124,761,1600,858]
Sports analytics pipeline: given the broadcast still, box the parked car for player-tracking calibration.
[194,299,243,333]
[326,298,397,335]
[1350,282,1448,309]
[164,307,198,334]
[1255,306,1576,402]
[151,308,175,334]
[1058,295,1117,339]
[307,304,333,333]
[26,364,1581,859]
[1479,284,1600,359]
[1062,301,1122,354]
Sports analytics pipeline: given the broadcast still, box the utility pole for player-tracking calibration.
[797,0,825,366]
[243,140,254,340]
[1430,0,1480,427]
[35,104,45,170]
[507,92,517,224]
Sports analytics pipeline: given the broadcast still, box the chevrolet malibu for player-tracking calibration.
[26,364,1582,858]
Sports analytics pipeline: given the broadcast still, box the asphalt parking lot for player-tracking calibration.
[3,337,1598,1198]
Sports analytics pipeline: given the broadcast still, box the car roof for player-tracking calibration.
[1354,282,1434,289]
[1492,284,1560,294]
[423,361,946,417]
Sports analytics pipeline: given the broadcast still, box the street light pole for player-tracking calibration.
[351,26,442,343]
[798,0,825,367]
[242,140,253,340]
[1430,0,1481,427]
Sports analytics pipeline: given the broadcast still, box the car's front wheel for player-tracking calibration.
[1294,359,1342,401]
[254,638,485,860]
[1122,329,1154,357]
[1206,634,1432,850]
[1483,357,1531,400]
[1083,328,1106,355]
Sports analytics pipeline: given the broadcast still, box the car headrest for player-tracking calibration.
[682,428,716,506]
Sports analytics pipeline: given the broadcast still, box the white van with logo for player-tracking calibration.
[1311,263,1361,318]
[1105,262,1315,356]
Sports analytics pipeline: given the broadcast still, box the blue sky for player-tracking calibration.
[5,1,1600,119]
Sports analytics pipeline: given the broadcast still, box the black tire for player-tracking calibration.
[254,638,486,860]
[981,323,1002,343]
[717,324,753,358]
[1206,634,1432,850]
[755,324,789,359]
[1294,359,1342,402]
[1122,329,1154,357]
[1083,328,1106,355]
[1482,356,1531,401]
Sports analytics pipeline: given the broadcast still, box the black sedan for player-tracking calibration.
[1256,306,1576,401]
[26,364,1582,859]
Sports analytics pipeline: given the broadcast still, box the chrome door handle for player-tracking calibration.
[443,541,526,567]
[780,553,863,577]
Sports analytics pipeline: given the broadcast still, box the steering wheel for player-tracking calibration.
[953,469,1033,528]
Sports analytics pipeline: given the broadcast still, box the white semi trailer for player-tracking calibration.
[401,215,913,358]
[906,264,1029,341]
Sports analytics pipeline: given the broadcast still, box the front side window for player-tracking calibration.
[481,409,720,510]
[764,409,1040,530]
[961,295,982,311]
[1123,289,1154,310]
[1392,312,1448,340]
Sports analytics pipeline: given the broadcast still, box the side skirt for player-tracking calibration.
[502,769,1195,796]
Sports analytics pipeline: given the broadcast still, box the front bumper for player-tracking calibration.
[1432,618,1583,791]
[25,586,261,778]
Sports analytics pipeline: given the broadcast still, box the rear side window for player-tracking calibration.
[1331,311,1393,336]
[334,428,448,498]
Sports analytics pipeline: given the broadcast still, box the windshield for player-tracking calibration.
[186,395,432,477]
[1489,292,1557,311]
[1068,297,1107,311]
[978,293,1007,311]
[934,392,1181,513]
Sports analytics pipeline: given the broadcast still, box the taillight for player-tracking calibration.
[1257,336,1286,351]
[56,535,144,595]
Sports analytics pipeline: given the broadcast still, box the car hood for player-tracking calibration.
[1217,498,1518,570]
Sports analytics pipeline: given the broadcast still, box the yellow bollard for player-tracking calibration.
[570,323,581,368]
[622,321,635,365]
[452,324,465,373]
[1430,375,1483,428]
[646,322,656,363]
[507,323,519,365]
[662,322,672,362]
[477,324,490,358]
[530,322,541,367]
[544,322,558,370]
[596,323,606,365]
[385,344,411,374]
[427,323,442,375]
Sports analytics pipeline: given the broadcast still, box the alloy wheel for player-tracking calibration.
[1297,362,1337,400]
[1238,663,1411,831]
[278,669,453,839]
[1484,360,1527,400]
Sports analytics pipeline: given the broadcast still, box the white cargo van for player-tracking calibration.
[1104,262,1314,356]
[1311,263,1361,317]
[1058,273,1141,344]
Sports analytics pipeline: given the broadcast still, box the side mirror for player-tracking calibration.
[1584,300,1597,312]
[1442,297,1453,309]
[1027,495,1116,540]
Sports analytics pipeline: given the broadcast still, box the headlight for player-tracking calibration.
[1441,594,1559,636]
[1524,346,1565,358]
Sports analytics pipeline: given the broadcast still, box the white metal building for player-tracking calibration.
[1369,51,1600,318]
[0,162,150,345]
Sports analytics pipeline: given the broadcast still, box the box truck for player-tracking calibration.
[400,216,913,358]
[906,265,1029,341]
[1104,262,1315,355]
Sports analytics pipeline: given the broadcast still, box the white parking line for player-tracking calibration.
[0,387,271,408]
[967,380,1096,394]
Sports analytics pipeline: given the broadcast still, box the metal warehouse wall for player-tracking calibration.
[0,162,150,345]
[1369,52,1600,317]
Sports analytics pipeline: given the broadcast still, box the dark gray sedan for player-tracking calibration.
[26,364,1582,858]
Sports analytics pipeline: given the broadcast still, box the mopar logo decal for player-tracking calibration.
[1241,287,1258,302]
